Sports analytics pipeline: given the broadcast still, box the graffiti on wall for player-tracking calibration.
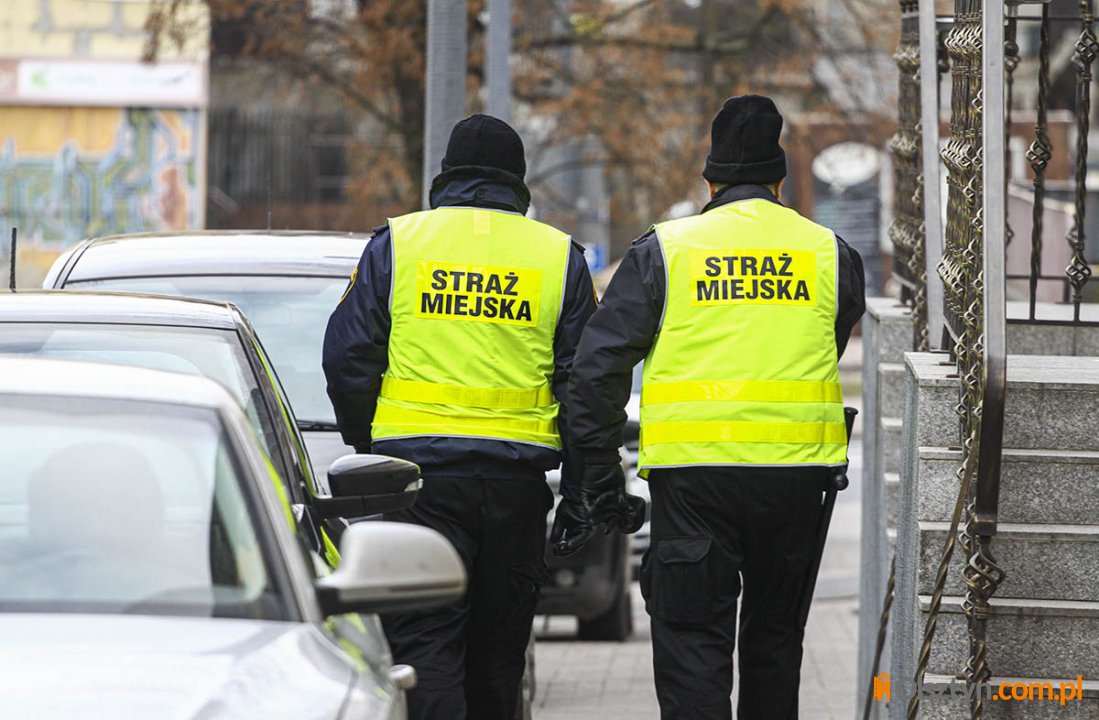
[0,106,203,245]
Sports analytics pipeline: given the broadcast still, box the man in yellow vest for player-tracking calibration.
[567,96,866,719]
[323,114,598,720]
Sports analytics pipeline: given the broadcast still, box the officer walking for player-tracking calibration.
[566,95,866,719]
[323,114,597,720]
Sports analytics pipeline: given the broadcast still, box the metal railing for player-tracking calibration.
[889,0,932,352]
[870,2,1099,717]
[1004,1,1099,324]
[905,3,1008,718]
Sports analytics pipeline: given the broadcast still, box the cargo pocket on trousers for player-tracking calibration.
[649,537,713,625]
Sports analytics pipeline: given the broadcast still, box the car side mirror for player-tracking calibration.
[310,454,421,519]
[315,521,466,615]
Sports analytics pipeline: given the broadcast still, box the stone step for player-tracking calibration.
[916,447,1099,525]
[906,354,1099,452]
[880,416,903,476]
[878,362,907,419]
[884,472,900,531]
[915,673,1099,719]
[918,596,1099,679]
[1007,301,1099,357]
[917,521,1099,602]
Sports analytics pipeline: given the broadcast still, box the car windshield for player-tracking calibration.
[0,395,286,620]
[0,323,283,473]
[71,277,347,425]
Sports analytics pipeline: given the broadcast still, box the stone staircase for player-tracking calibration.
[886,351,1099,718]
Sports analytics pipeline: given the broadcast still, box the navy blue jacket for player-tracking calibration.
[323,176,597,501]
[567,184,867,461]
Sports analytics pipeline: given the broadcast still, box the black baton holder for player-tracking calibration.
[797,406,857,631]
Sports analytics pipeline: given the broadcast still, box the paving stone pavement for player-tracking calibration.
[533,586,859,719]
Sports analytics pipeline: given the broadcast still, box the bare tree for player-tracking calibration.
[146,0,895,239]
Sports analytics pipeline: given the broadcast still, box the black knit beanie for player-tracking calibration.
[703,95,787,186]
[441,113,526,181]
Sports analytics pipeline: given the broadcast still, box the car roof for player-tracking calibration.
[0,356,237,410]
[63,231,370,282]
[0,290,242,330]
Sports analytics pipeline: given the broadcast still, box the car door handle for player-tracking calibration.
[389,664,417,691]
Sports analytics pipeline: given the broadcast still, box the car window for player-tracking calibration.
[0,323,286,479]
[0,395,288,620]
[69,277,348,425]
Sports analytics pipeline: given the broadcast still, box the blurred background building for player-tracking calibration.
[0,0,208,281]
[1,0,900,288]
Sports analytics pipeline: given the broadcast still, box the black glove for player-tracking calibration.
[581,460,647,535]
[549,499,594,557]
[622,493,647,534]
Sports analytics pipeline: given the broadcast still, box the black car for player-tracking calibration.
[539,464,634,641]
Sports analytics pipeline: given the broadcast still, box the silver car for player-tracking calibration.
[0,357,465,720]
[44,230,369,477]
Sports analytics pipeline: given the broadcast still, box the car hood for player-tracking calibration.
[0,614,383,720]
[303,430,356,481]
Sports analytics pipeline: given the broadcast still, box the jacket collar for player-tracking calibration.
[701,183,780,214]
[428,168,531,214]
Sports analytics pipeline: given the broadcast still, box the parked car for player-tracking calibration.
[0,357,464,719]
[542,364,644,636]
[45,233,543,709]
[540,468,634,641]
[45,232,635,645]
[44,231,369,478]
[0,291,419,556]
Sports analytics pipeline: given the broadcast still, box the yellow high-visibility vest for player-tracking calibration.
[372,207,571,449]
[639,198,847,473]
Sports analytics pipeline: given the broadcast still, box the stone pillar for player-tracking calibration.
[887,351,956,718]
[857,297,917,713]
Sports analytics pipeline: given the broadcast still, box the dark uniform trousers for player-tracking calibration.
[641,467,826,720]
[381,475,553,720]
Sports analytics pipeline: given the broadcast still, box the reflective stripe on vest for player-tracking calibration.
[372,207,570,449]
[639,198,846,473]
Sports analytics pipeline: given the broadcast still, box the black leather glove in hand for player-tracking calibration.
[581,461,647,535]
[549,499,594,557]
[622,493,647,534]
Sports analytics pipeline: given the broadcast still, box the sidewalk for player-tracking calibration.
[534,588,860,719]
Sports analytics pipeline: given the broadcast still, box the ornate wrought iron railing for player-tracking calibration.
[904,3,1008,718]
[871,2,1099,718]
[1004,1,1099,324]
[889,0,931,351]
[871,1,1099,719]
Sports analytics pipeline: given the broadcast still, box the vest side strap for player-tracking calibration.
[641,379,843,406]
[381,377,555,409]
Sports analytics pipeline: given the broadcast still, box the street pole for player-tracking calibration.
[486,0,512,122]
[919,0,945,347]
[423,0,469,209]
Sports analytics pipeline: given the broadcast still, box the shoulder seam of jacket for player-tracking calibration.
[556,235,573,328]
[652,226,670,334]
